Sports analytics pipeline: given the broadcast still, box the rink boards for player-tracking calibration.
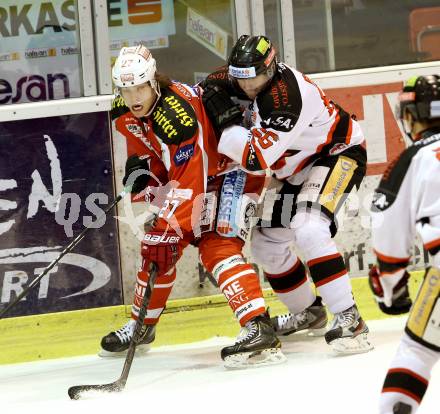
[0,62,440,361]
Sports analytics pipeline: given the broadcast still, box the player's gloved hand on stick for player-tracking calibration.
[202,84,242,132]
[368,265,412,315]
[123,154,150,193]
[141,231,183,276]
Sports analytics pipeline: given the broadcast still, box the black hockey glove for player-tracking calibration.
[368,265,412,315]
[202,84,242,132]
[123,154,150,193]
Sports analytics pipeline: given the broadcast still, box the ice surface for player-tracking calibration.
[0,317,438,414]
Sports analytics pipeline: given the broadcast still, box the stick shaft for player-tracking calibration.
[0,188,128,319]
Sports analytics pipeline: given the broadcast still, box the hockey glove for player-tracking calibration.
[142,231,183,276]
[368,265,412,315]
[202,84,242,132]
[123,154,150,193]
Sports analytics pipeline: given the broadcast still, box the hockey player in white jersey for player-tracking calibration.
[369,74,440,414]
[201,35,372,354]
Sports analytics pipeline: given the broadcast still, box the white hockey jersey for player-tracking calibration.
[202,63,364,180]
[371,130,440,270]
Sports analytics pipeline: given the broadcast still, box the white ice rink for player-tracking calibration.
[1,317,438,414]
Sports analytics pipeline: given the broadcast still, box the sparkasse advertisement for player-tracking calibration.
[0,0,176,104]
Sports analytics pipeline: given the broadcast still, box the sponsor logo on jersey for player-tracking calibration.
[0,73,70,104]
[174,82,193,99]
[152,92,197,143]
[270,79,289,109]
[163,95,195,127]
[216,170,246,237]
[329,142,349,155]
[261,111,297,132]
[174,144,194,166]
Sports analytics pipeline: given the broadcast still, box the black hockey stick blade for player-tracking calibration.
[68,263,157,400]
[68,380,125,400]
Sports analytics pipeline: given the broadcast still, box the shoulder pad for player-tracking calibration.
[172,82,197,100]
[372,133,440,211]
[257,67,302,132]
[111,96,130,120]
[151,88,198,145]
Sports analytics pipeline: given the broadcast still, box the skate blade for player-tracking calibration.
[330,333,374,355]
[223,348,287,369]
[98,343,151,358]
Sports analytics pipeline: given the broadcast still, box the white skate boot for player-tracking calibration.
[324,304,373,354]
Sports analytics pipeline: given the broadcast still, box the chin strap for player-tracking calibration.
[144,80,161,117]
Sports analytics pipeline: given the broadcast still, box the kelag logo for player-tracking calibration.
[174,144,194,166]
[0,73,70,104]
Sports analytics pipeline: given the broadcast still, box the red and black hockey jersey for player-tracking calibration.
[113,82,230,239]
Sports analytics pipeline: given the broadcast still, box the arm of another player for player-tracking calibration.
[369,152,418,314]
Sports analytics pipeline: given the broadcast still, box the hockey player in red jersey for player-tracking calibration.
[99,45,285,368]
[369,75,440,414]
[201,35,372,354]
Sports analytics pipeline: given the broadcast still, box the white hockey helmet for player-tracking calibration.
[112,45,158,91]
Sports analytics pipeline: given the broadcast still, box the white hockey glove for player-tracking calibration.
[368,265,412,315]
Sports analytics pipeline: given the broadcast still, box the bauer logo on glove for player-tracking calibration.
[368,265,412,315]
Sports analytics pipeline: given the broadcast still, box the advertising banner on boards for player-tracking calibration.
[0,0,176,104]
[0,112,123,318]
[111,78,432,303]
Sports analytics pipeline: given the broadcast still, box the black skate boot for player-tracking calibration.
[99,319,156,357]
[221,313,286,369]
[271,296,328,337]
[324,304,373,354]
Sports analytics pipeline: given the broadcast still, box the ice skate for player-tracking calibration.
[221,313,286,369]
[99,319,155,357]
[271,296,328,337]
[324,304,373,354]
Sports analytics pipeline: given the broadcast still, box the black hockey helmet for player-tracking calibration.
[398,74,440,122]
[228,35,277,79]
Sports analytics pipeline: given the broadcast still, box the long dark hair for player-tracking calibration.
[155,72,172,88]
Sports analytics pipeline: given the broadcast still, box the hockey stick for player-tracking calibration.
[68,262,158,400]
[0,186,131,320]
